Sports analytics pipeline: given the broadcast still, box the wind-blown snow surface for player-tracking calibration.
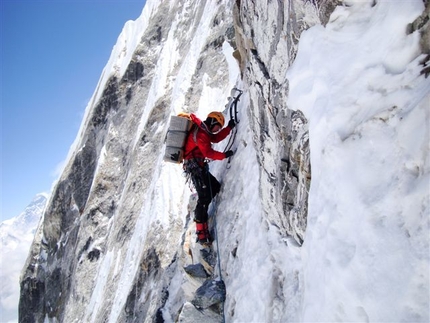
[0,194,47,323]
[287,1,429,321]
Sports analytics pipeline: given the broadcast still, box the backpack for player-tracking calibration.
[163,112,194,163]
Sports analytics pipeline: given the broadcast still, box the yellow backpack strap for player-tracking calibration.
[177,112,191,120]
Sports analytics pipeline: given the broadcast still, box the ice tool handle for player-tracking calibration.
[228,87,243,124]
[223,88,243,169]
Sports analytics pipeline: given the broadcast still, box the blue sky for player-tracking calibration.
[1,0,146,221]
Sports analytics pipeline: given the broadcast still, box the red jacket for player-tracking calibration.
[184,114,232,161]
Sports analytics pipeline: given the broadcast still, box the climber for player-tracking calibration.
[183,111,235,246]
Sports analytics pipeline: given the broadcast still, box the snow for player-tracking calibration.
[202,85,303,322]
[287,0,429,321]
[171,0,221,112]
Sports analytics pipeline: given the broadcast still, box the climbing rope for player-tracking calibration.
[207,88,243,322]
[207,171,226,323]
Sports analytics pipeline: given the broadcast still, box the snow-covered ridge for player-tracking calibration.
[95,0,162,102]
[0,193,48,239]
[59,0,164,181]
[1,193,48,323]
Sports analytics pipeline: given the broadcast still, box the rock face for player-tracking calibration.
[407,1,430,77]
[20,0,429,322]
[20,1,240,322]
[233,0,325,244]
[192,279,226,310]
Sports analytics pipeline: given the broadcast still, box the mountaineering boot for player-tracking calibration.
[196,222,211,246]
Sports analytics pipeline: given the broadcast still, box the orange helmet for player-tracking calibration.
[207,111,225,127]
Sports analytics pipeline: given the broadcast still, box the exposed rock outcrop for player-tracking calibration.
[232,0,337,244]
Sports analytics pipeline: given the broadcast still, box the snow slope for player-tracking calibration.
[287,1,429,321]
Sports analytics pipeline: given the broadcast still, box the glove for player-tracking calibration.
[224,150,234,158]
[228,119,236,129]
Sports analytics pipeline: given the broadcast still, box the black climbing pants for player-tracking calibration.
[185,161,221,223]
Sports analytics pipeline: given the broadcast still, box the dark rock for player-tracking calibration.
[184,263,210,278]
[92,76,119,128]
[122,60,144,84]
[19,277,45,323]
[87,249,100,262]
[191,279,226,309]
[200,248,216,269]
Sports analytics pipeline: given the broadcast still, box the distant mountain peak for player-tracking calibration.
[13,193,48,229]
[0,192,48,322]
